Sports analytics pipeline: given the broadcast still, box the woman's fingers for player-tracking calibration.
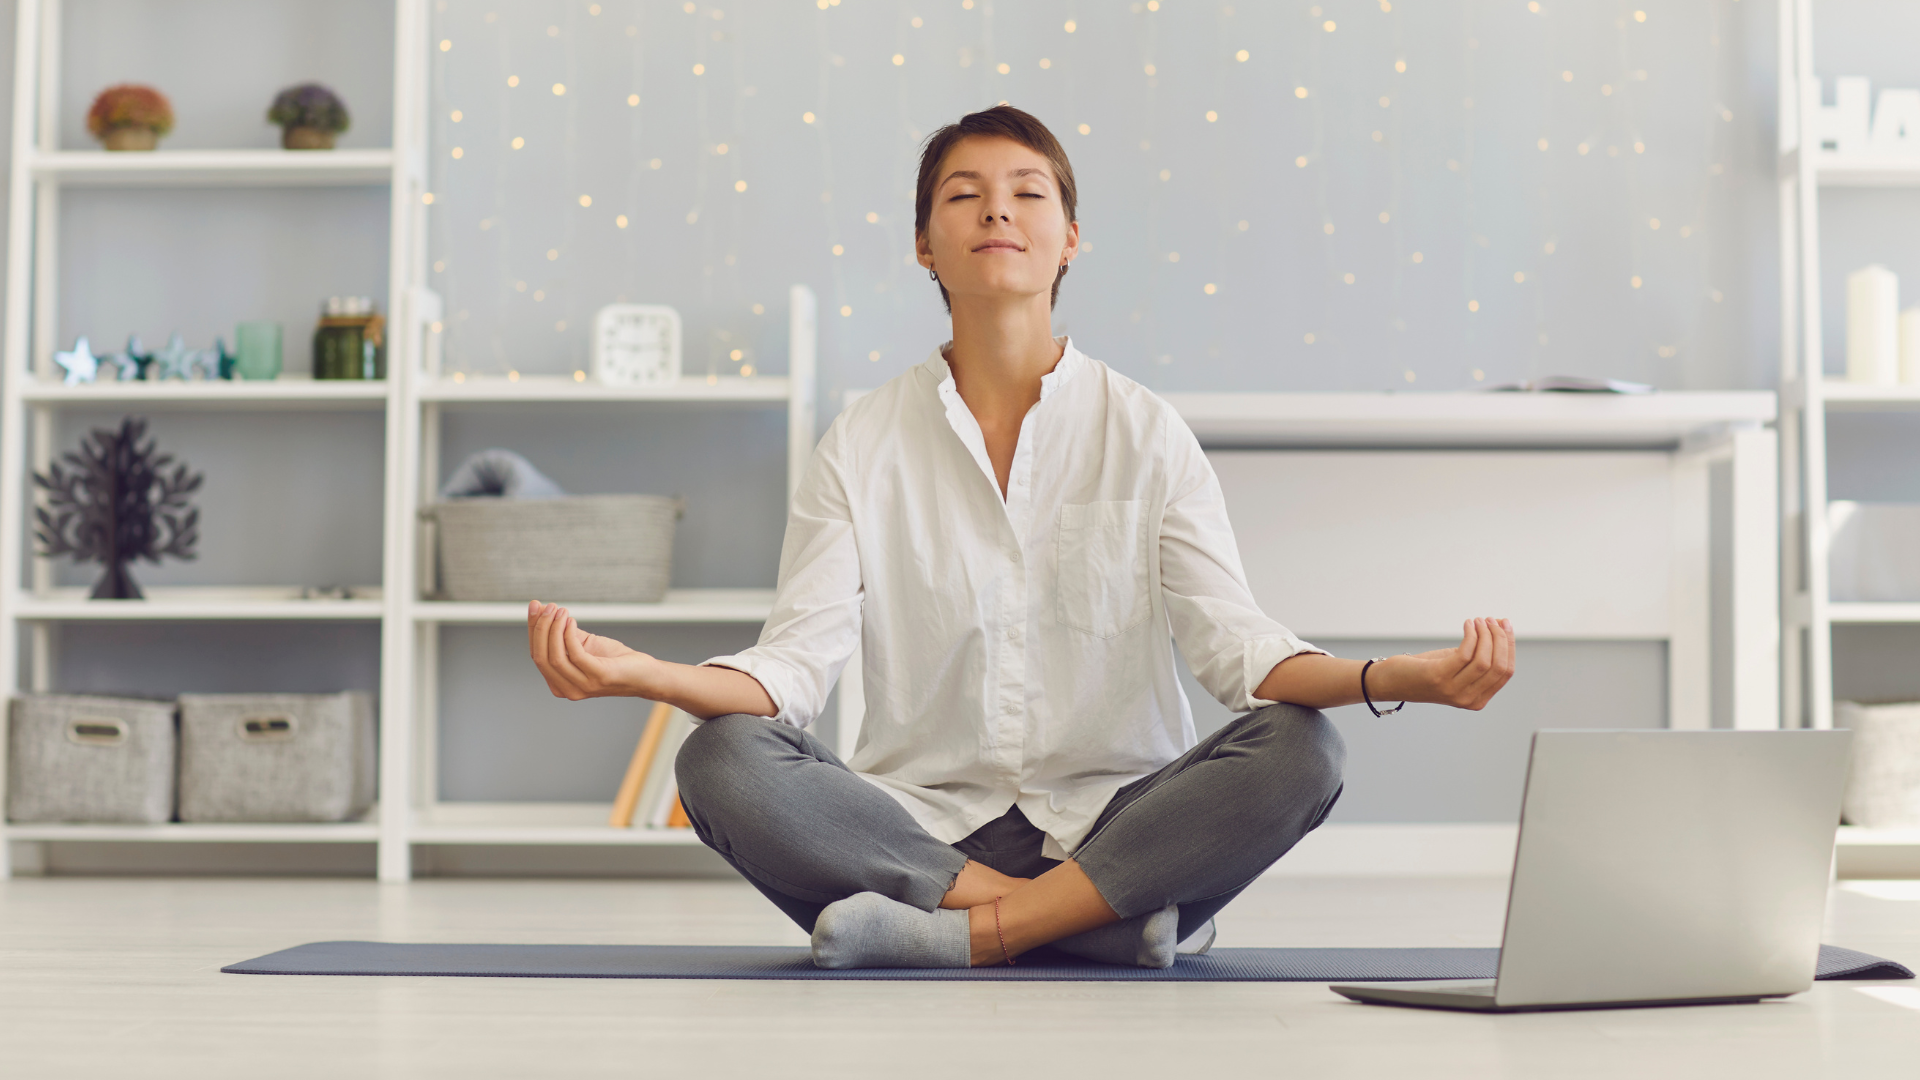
[1456,618,1479,663]
[542,607,600,700]
[1460,619,1517,708]
[528,600,633,701]
[562,619,620,691]
[544,612,594,695]
[527,600,548,660]
[527,602,573,696]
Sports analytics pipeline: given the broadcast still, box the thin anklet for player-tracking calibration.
[993,897,1015,966]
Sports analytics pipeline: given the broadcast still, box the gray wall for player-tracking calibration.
[428,0,1779,394]
[6,2,1919,828]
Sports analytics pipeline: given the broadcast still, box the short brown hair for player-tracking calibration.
[914,105,1077,311]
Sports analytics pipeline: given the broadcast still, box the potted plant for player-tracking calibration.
[86,85,173,151]
[269,83,350,150]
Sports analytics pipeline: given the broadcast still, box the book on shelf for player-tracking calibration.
[641,712,696,828]
[665,794,691,829]
[609,701,673,828]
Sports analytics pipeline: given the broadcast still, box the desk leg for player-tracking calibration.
[1729,427,1781,730]
[1670,449,1712,730]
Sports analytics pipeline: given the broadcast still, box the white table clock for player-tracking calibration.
[591,304,682,386]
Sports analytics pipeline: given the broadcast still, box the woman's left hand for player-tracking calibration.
[1392,617,1516,711]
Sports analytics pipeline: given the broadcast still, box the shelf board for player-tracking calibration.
[29,148,395,187]
[12,586,385,621]
[18,378,389,410]
[1810,151,1920,187]
[1828,602,1920,625]
[1837,826,1920,847]
[1818,379,1920,412]
[412,803,703,845]
[418,374,790,405]
[409,824,705,846]
[3,821,379,843]
[1164,390,1776,448]
[415,588,775,623]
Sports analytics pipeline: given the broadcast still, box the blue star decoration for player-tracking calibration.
[54,337,98,385]
[152,333,194,381]
[188,340,232,381]
[110,335,152,381]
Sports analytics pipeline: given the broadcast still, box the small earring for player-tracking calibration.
[1058,264,1069,277]
[928,267,939,281]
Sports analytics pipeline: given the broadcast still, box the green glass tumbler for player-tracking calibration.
[233,320,283,380]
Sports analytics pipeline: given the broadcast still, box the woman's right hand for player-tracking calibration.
[527,600,659,701]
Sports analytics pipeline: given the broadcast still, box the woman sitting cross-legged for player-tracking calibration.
[527,105,1516,969]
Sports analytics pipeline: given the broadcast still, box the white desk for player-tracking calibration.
[836,391,1779,756]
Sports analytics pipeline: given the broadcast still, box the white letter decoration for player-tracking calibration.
[1812,77,1920,155]
[1812,77,1871,153]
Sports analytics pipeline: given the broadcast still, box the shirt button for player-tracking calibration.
[1006,626,1020,640]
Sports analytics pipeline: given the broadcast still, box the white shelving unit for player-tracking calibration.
[1777,0,1920,734]
[395,285,816,882]
[0,0,432,878]
[0,0,821,882]
[1778,1,1920,871]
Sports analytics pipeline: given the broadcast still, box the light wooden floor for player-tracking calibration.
[1,873,1916,1079]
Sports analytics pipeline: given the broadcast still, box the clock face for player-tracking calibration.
[593,305,682,386]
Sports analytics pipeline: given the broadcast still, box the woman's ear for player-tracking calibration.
[915,232,935,270]
[1061,219,1081,266]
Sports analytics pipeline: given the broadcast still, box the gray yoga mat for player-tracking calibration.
[223,941,1913,982]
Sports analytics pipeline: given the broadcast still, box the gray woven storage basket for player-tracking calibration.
[177,692,375,823]
[424,494,683,603]
[1839,700,1920,829]
[7,694,177,823]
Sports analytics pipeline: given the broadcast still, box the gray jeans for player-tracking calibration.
[674,703,1345,943]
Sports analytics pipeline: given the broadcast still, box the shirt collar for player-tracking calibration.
[928,336,1084,403]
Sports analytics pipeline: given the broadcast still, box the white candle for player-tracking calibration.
[1848,264,1900,384]
[1901,307,1920,385]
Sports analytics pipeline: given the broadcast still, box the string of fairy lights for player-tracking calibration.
[425,1,1742,394]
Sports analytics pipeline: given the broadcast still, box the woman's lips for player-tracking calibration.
[973,240,1024,252]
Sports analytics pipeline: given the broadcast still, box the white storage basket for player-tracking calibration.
[423,494,683,603]
[1838,700,1920,829]
[7,694,177,824]
[177,692,375,823]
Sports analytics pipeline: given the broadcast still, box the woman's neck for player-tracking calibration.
[944,294,1063,425]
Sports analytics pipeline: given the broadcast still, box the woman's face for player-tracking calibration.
[917,135,1078,309]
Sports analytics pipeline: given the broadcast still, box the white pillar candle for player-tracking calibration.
[1847,264,1900,384]
[1902,307,1920,385]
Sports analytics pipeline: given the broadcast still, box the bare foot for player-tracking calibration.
[938,859,1029,910]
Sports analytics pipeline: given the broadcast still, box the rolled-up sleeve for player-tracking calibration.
[1156,414,1323,714]
[700,420,862,728]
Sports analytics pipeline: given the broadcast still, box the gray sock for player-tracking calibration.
[811,892,972,969]
[1050,903,1180,968]
[1176,918,1217,955]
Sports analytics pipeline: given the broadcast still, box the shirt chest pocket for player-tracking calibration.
[1055,500,1151,638]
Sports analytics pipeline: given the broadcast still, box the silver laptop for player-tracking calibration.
[1332,730,1851,1012]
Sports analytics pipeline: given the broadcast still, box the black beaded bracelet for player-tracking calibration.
[1361,657,1407,717]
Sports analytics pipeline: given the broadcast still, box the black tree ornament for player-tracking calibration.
[34,417,202,600]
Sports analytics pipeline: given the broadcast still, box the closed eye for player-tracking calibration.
[948,193,979,201]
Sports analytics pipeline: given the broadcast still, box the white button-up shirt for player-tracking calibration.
[704,338,1321,859]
